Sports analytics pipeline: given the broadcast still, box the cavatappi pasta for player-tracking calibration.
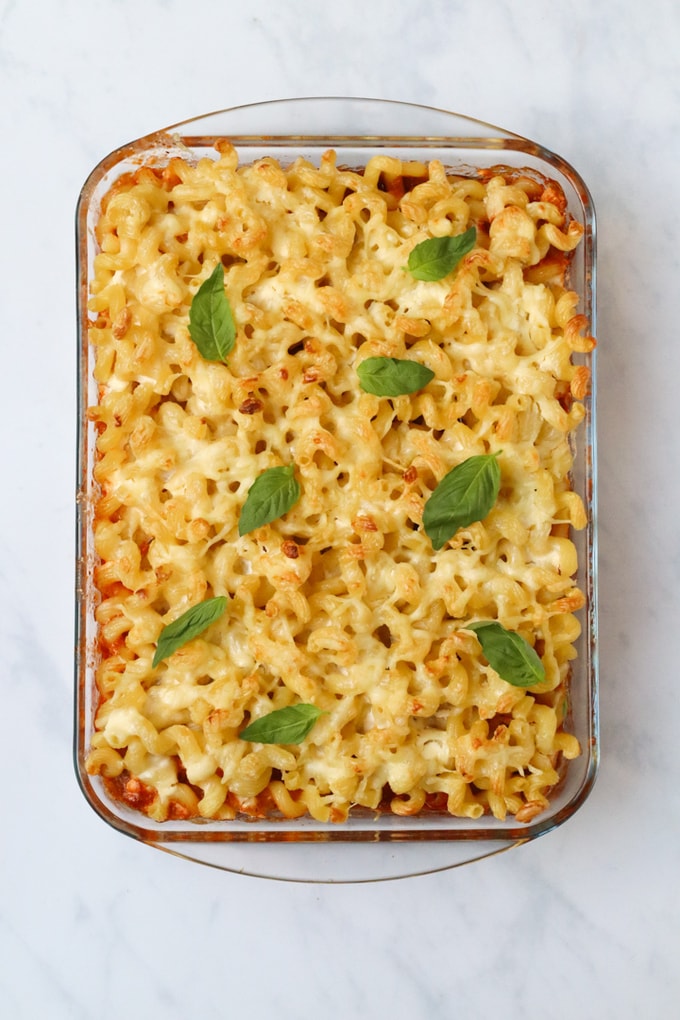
[85,143,595,825]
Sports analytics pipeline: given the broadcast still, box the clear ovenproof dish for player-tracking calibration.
[75,98,598,882]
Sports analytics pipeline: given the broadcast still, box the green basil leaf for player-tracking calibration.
[153,596,228,668]
[239,464,301,536]
[188,263,236,362]
[466,621,545,687]
[423,452,501,550]
[407,227,477,281]
[239,704,324,744]
[357,356,435,397]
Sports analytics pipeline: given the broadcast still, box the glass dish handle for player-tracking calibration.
[161,97,524,144]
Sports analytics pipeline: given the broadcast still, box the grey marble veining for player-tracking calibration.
[2,0,680,1016]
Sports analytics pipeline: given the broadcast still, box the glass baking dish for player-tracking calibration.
[74,98,598,881]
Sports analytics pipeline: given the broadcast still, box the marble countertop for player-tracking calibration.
[2,0,679,1016]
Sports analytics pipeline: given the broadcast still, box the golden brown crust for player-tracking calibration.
[85,146,591,824]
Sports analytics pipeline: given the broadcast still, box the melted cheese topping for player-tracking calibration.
[85,145,594,825]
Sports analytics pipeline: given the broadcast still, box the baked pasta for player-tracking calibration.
[84,143,595,825]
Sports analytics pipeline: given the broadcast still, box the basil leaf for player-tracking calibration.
[239,464,301,536]
[466,621,545,687]
[357,357,435,397]
[153,596,228,668]
[407,227,476,281]
[188,263,236,362]
[423,452,501,550]
[239,704,324,744]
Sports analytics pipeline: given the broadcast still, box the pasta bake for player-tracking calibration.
[84,142,595,826]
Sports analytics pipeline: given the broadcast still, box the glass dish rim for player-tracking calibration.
[74,97,599,866]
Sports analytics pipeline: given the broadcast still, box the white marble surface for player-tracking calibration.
[2,0,679,1015]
